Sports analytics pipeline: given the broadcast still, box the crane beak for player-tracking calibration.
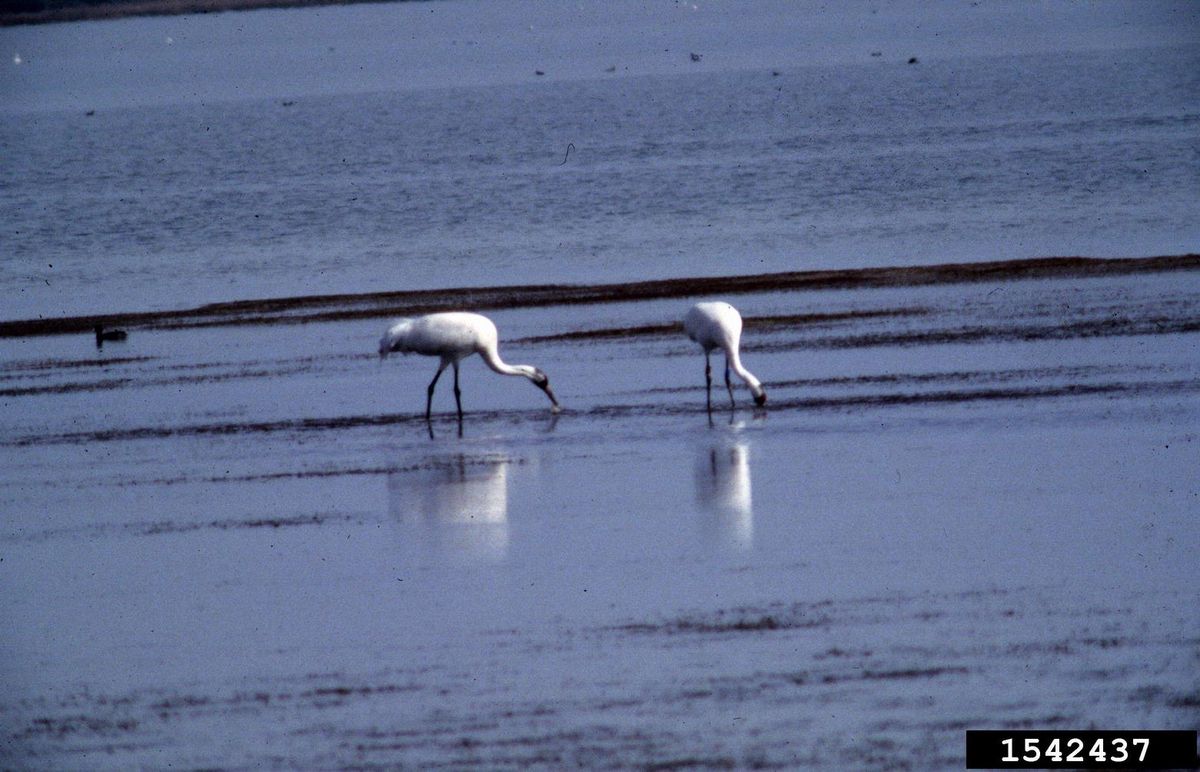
[539,381,562,413]
[753,391,767,407]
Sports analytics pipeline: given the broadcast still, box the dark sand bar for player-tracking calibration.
[0,0,398,26]
[2,254,1197,339]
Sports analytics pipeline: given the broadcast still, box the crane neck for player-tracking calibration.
[727,345,763,395]
[479,343,526,378]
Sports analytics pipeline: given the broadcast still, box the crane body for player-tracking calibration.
[683,302,767,410]
[380,312,561,421]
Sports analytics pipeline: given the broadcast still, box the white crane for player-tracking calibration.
[379,312,561,421]
[683,301,766,410]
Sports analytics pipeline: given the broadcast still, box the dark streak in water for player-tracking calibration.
[643,364,1155,396]
[609,589,1016,639]
[15,715,140,740]
[1,377,136,397]
[142,513,346,535]
[512,308,927,344]
[781,666,973,687]
[618,612,832,635]
[1,254,1195,338]
[3,411,427,447]
[768,379,1200,412]
[4,512,359,544]
[7,378,1198,448]
[0,362,327,397]
[753,314,1200,352]
[0,355,157,373]
[585,378,1200,420]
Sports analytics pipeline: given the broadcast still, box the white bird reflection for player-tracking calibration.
[388,454,510,563]
[694,441,754,551]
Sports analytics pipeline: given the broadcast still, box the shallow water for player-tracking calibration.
[2,264,1198,767]
[2,1,1199,767]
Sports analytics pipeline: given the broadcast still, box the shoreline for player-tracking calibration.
[2,254,1197,340]
[0,0,408,27]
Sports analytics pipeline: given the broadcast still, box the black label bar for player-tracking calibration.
[965,730,1197,769]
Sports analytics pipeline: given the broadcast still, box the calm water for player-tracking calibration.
[3,267,1199,767]
[2,2,1199,767]
[1,2,1198,319]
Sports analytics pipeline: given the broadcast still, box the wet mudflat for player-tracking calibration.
[1,263,1198,768]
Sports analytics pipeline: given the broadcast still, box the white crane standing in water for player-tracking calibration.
[379,312,561,421]
[683,301,767,410]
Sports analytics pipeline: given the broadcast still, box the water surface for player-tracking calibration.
[2,265,1198,767]
[1,2,1198,318]
[1,1,1198,766]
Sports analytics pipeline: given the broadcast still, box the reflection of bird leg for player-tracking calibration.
[704,352,713,413]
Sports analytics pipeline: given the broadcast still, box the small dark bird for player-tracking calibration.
[690,52,702,62]
[95,324,128,348]
[534,70,545,76]
[907,56,919,64]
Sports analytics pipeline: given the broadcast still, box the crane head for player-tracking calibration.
[530,368,562,413]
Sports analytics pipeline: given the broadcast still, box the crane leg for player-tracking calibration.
[724,357,735,408]
[426,362,448,421]
[452,361,463,420]
[704,352,713,412]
